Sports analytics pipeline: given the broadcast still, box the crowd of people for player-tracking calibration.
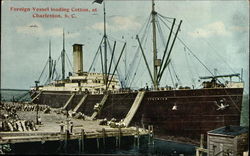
[0,102,50,132]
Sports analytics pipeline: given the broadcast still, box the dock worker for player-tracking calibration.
[69,121,73,134]
[146,83,149,91]
[38,116,42,125]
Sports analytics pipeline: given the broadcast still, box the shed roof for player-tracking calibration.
[208,125,248,137]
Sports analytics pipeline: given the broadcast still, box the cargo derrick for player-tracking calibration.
[29,0,244,142]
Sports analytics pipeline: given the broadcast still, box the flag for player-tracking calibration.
[93,0,103,4]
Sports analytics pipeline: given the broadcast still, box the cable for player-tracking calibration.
[107,38,123,83]
[158,15,214,77]
[38,59,49,82]
[169,4,237,74]
[168,66,175,88]
[157,13,175,20]
[184,47,197,87]
[126,14,152,84]
[170,61,181,86]
[65,52,73,71]
[129,17,152,88]
[155,15,167,53]
[88,37,104,72]
[159,10,245,115]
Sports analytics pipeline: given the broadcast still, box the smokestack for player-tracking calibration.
[73,44,84,75]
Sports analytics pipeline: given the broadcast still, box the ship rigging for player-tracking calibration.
[33,0,243,94]
[27,0,245,142]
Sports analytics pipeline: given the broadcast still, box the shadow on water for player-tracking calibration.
[3,136,196,155]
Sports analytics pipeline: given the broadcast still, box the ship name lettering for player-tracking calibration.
[147,97,167,101]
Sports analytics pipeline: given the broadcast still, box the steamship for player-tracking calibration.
[30,0,244,142]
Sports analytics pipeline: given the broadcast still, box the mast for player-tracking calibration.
[49,40,52,80]
[93,0,125,91]
[152,0,158,89]
[61,29,65,80]
[136,0,181,89]
[103,0,108,89]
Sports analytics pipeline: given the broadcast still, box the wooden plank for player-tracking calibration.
[123,91,145,127]
[31,91,42,103]
[90,94,108,120]
[0,127,149,144]
[208,136,234,142]
[62,93,75,110]
[73,94,88,112]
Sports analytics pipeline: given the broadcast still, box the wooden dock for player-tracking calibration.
[0,102,152,145]
[0,127,149,144]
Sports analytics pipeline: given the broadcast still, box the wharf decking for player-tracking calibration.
[0,127,149,144]
[0,103,151,144]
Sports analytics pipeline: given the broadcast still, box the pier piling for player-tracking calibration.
[148,125,154,145]
[102,128,106,147]
[134,126,140,148]
[200,134,204,156]
[137,126,140,147]
[81,129,85,152]
[96,138,100,151]
[118,127,122,148]
[60,123,64,134]
[196,134,207,156]
[78,138,81,154]
[63,130,68,153]
[115,136,118,148]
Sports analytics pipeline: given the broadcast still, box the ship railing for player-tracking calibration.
[87,86,197,95]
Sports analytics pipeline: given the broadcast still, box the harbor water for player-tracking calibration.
[0,136,196,155]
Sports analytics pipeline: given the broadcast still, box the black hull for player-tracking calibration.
[31,88,243,142]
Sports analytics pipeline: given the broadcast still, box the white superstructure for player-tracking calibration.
[31,43,121,94]
[36,72,120,94]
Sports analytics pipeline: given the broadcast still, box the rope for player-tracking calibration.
[37,59,49,82]
[128,16,152,88]
[158,13,245,114]
[155,15,167,53]
[157,13,176,20]
[168,66,175,88]
[184,47,197,87]
[166,4,237,74]
[158,15,214,77]
[129,55,143,88]
[88,37,104,72]
[158,13,179,26]
[15,91,30,102]
[65,52,73,71]
[41,74,48,85]
[108,36,126,44]
[107,38,123,82]
[126,14,152,86]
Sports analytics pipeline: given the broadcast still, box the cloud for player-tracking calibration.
[91,22,104,31]
[229,26,248,32]
[89,16,141,31]
[16,22,79,38]
[188,21,231,38]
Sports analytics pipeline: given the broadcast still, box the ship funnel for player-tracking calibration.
[73,44,84,75]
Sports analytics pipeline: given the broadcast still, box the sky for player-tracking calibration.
[1,0,249,93]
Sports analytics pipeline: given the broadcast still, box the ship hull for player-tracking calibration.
[31,88,243,142]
